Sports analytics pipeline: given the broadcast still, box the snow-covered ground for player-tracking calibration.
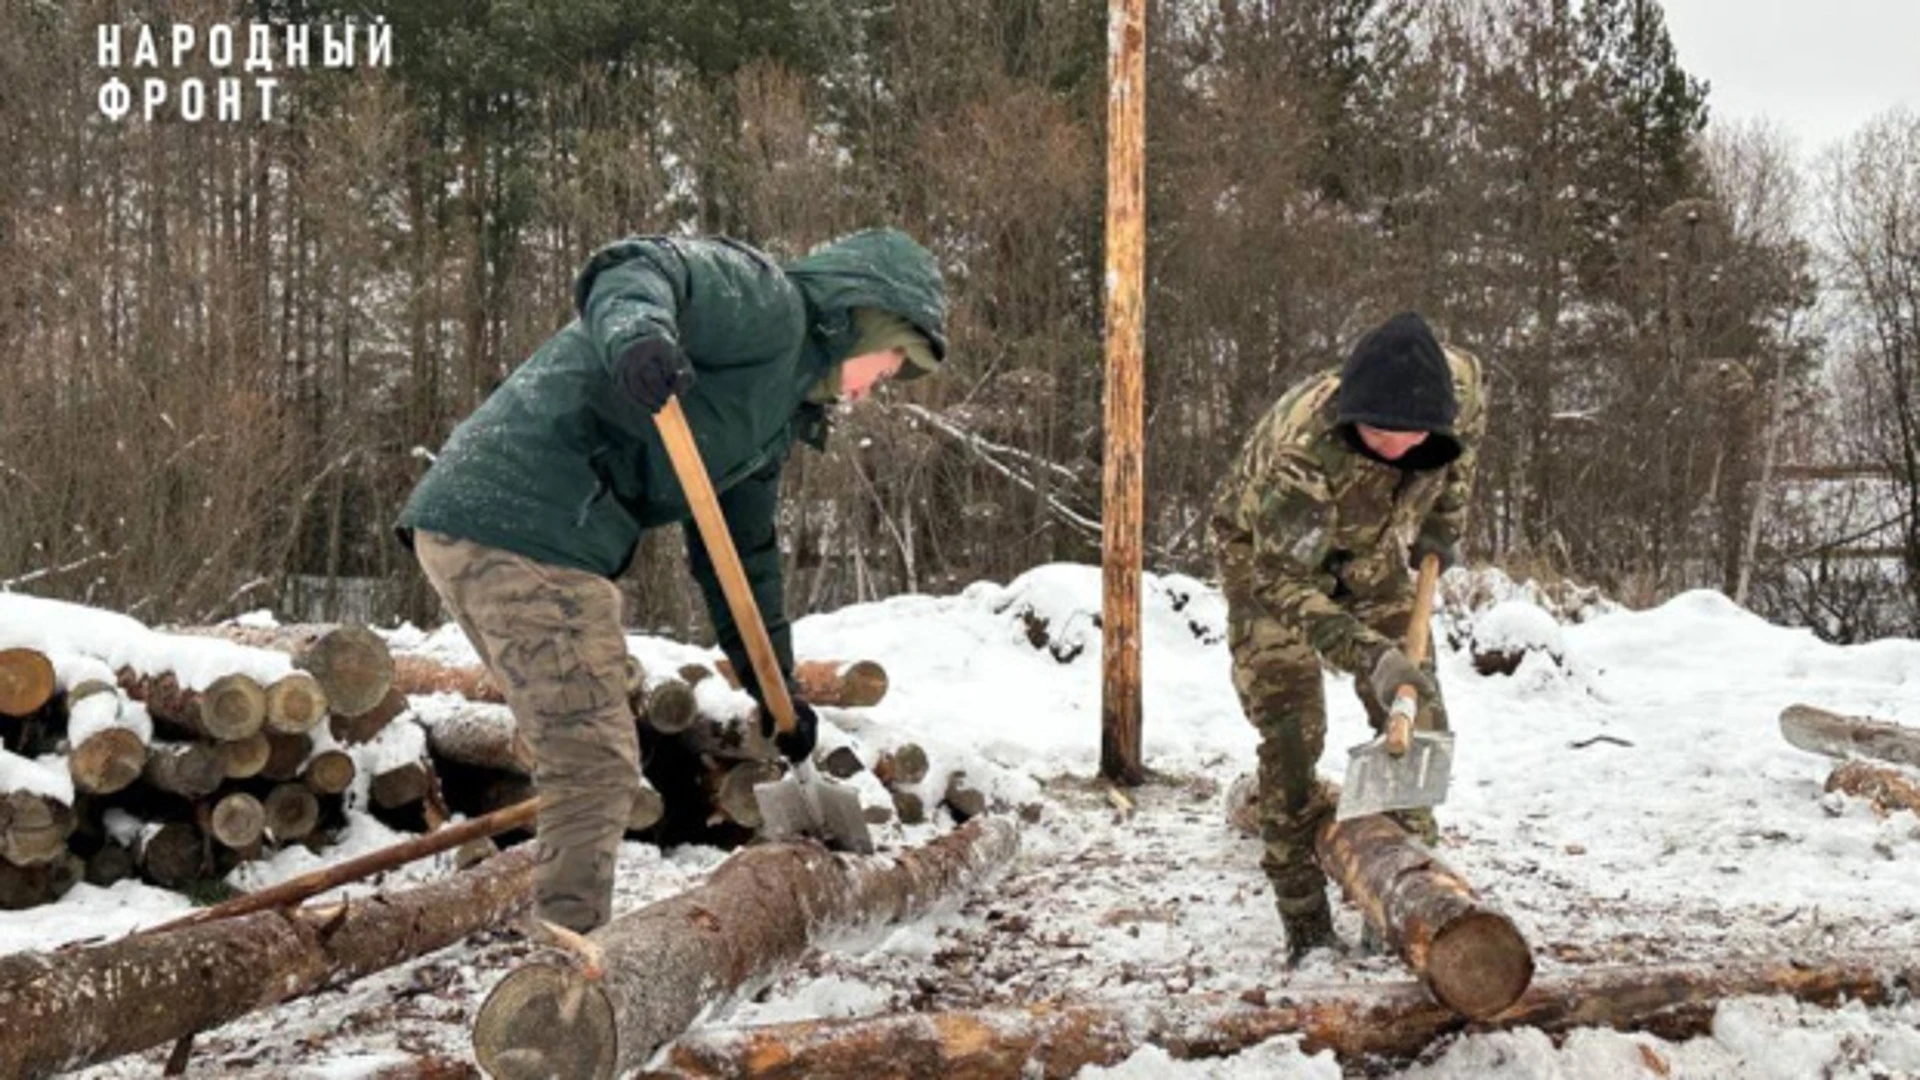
[4,562,1919,1078]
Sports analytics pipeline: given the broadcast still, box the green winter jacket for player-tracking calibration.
[398,229,948,676]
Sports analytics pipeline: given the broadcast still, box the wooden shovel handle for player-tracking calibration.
[654,397,797,736]
[1386,552,1444,756]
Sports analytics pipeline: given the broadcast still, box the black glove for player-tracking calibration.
[1367,646,1438,715]
[1408,529,1461,573]
[751,683,819,764]
[615,338,695,412]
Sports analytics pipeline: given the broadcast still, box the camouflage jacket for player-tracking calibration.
[1211,346,1487,674]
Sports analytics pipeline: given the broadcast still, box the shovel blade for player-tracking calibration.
[1336,730,1455,821]
[754,764,875,854]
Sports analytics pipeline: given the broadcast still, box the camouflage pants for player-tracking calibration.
[1223,578,1449,916]
[413,530,640,933]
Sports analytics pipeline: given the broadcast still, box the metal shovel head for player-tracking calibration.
[754,762,875,854]
[1336,730,1456,821]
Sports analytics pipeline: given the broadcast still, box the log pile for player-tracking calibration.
[2,613,907,911]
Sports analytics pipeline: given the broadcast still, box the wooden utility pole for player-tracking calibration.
[1100,0,1146,786]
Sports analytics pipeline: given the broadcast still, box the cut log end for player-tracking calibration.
[629,782,666,833]
[71,728,148,795]
[303,750,357,795]
[200,674,268,741]
[216,733,273,780]
[1423,910,1536,1019]
[0,648,56,717]
[263,783,321,841]
[642,680,698,736]
[210,792,268,850]
[264,672,329,735]
[473,963,618,1080]
[299,626,395,718]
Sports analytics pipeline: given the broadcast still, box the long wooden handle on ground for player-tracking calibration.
[1386,553,1443,756]
[138,796,541,936]
[653,396,796,735]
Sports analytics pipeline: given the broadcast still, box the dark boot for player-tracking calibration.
[1280,899,1340,965]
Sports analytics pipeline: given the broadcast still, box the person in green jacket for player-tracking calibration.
[398,229,947,933]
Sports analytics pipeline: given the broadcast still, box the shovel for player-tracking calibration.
[654,397,875,854]
[1336,552,1455,821]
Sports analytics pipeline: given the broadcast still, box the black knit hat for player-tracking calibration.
[1336,312,1461,470]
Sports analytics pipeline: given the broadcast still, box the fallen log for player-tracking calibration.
[1224,775,1534,1019]
[717,659,890,708]
[649,956,1920,1078]
[0,844,536,1079]
[1826,760,1920,815]
[473,815,1022,1080]
[1781,704,1920,769]
[0,647,56,717]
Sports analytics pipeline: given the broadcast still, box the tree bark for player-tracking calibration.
[716,659,892,708]
[0,845,535,1080]
[649,957,1920,1079]
[473,816,1022,1080]
[1225,775,1534,1019]
[0,647,56,717]
[184,624,397,720]
[1780,704,1920,768]
[1826,760,1920,814]
[390,653,504,703]
[1315,815,1533,1020]
[136,821,205,888]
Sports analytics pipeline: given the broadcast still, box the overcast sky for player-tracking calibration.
[1659,0,1919,160]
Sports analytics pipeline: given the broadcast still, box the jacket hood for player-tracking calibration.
[783,229,949,368]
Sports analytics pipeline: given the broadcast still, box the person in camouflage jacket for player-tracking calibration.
[397,229,947,933]
[1211,312,1487,962]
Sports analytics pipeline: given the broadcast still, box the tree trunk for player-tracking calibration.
[1780,704,1920,768]
[1224,774,1534,1019]
[0,647,56,717]
[716,659,892,708]
[330,686,408,745]
[1826,760,1920,814]
[473,816,1022,1080]
[418,701,533,775]
[0,845,535,1080]
[649,956,1920,1078]
[71,728,149,795]
[263,672,328,735]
